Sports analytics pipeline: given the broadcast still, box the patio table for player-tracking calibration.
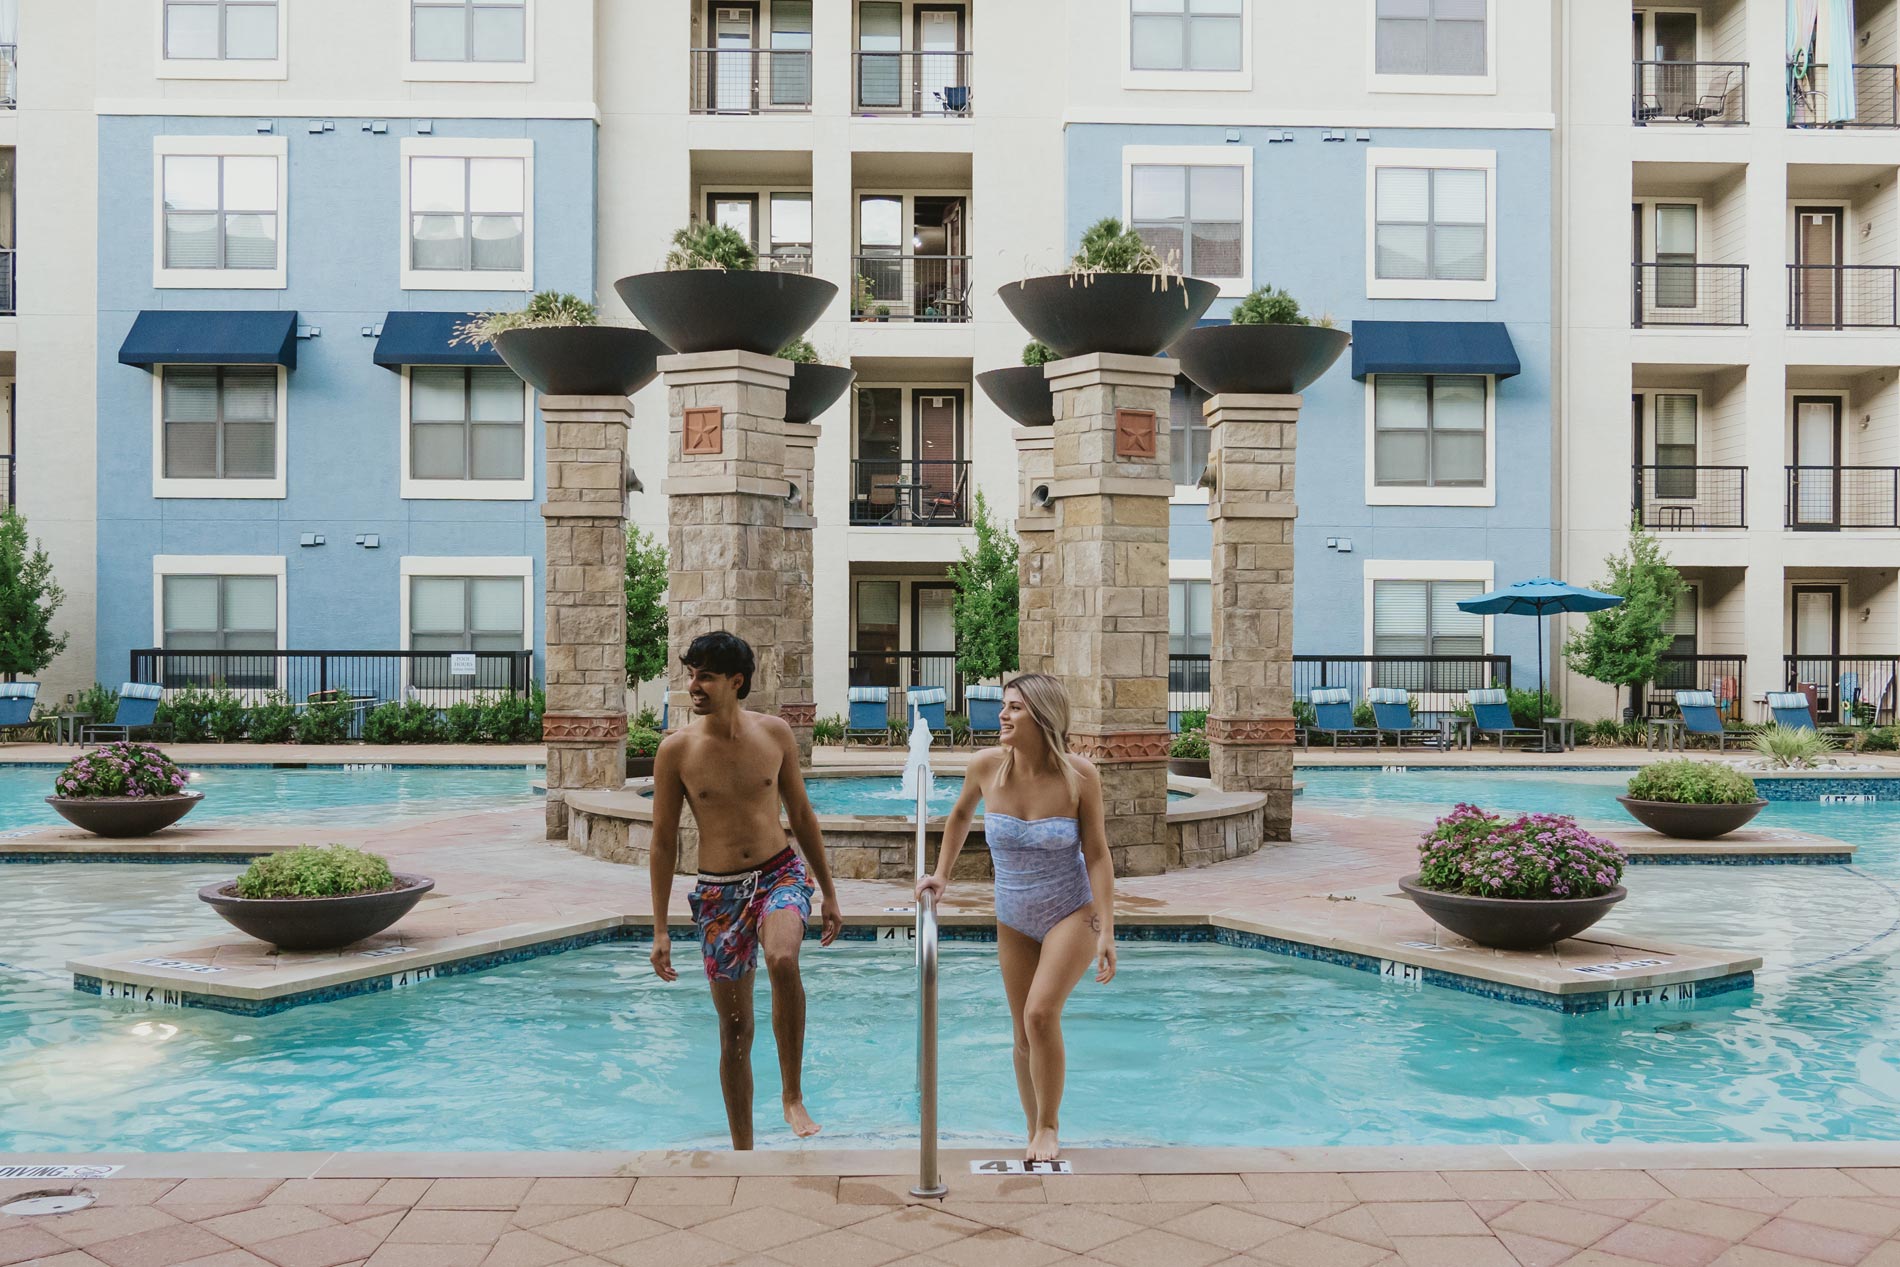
[1540,717,1580,752]
[1645,717,1683,751]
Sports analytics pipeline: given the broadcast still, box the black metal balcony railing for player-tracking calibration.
[851,254,972,322]
[849,458,971,526]
[1785,465,1900,529]
[130,649,537,706]
[1783,654,1899,724]
[760,247,812,274]
[853,50,973,116]
[1789,64,1900,128]
[1169,653,1211,717]
[0,455,13,510]
[0,45,15,108]
[1646,655,1746,722]
[1633,262,1748,328]
[689,47,813,114]
[847,651,963,725]
[1632,465,1747,530]
[0,249,14,316]
[1787,265,1900,329]
[1633,60,1748,124]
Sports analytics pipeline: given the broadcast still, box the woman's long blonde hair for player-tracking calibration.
[998,673,1081,802]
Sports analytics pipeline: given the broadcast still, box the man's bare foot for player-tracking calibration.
[785,1101,822,1138]
[1027,1127,1060,1162]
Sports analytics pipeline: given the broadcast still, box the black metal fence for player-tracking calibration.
[1787,265,1899,329]
[1646,654,1746,722]
[1167,654,1516,721]
[849,459,970,526]
[847,651,962,725]
[1633,262,1748,327]
[129,649,537,705]
[853,49,972,115]
[0,455,12,510]
[851,254,972,322]
[1786,465,1900,529]
[689,47,813,114]
[1169,654,1211,718]
[1789,64,1900,128]
[1633,60,1748,124]
[1633,465,1747,529]
[1784,654,1899,724]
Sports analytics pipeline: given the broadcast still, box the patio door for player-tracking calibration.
[1792,396,1842,529]
[942,199,967,309]
[707,193,758,252]
[913,391,963,522]
[1795,207,1844,329]
[1792,585,1842,720]
[1641,10,1698,115]
[711,4,758,114]
[911,582,958,709]
[914,5,964,112]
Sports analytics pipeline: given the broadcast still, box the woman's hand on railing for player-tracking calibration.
[915,874,946,903]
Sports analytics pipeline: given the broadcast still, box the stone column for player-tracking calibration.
[1013,424,1056,678]
[1204,393,1300,842]
[541,394,633,840]
[780,420,820,762]
[1044,354,1176,876]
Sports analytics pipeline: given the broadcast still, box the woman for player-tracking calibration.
[916,673,1116,1162]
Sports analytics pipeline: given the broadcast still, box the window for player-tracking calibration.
[408,573,526,688]
[164,0,278,60]
[162,155,279,272]
[1653,204,1697,308]
[405,366,528,498]
[1367,149,1494,299]
[159,570,280,689]
[1170,380,1210,488]
[1130,0,1243,72]
[1373,579,1484,666]
[1665,585,1698,659]
[770,193,813,272]
[162,366,276,481]
[1132,165,1243,279]
[401,140,532,290]
[412,0,525,62]
[1653,393,1697,498]
[1373,375,1485,487]
[1169,579,1212,657]
[771,1,813,107]
[1374,0,1486,78]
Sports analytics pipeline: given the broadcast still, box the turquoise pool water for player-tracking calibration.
[652,776,1190,817]
[0,764,542,836]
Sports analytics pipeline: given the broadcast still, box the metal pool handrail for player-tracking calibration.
[907,706,947,1198]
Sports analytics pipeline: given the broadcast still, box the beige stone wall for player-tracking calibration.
[780,422,821,762]
[1014,427,1056,678]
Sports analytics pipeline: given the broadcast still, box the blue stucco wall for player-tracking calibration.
[1067,124,1554,686]
[95,116,596,681]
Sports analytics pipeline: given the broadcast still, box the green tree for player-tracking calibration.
[0,506,69,680]
[625,526,669,690]
[1562,519,1685,720]
[948,491,1019,683]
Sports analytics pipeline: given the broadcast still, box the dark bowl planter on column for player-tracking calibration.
[198,875,436,952]
[1616,796,1769,840]
[1168,757,1211,779]
[493,326,673,397]
[785,364,857,425]
[976,366,1056,426]
[615,271,838,356]
[996,274,1219,359]
[1168,324,1353,396]
[46,793,203,838]
[1398,874,1627,951]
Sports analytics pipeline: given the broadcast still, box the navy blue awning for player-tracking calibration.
[1350,320,1519,380]
[372,311,504,369]
[117,310,299,369]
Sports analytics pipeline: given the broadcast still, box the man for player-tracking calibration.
[649,630,843,1148]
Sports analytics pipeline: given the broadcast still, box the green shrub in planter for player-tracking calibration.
[482,693,534,743]
[1169,729,1210,760]
[206,689,248,743]
[157,687,214,743]
[627,727,663,760]
[247,692,297,743]
[813,714,845,746]
[1626,760,1758,805]
[362,702,401,745]
[292,700,350,745]
[236,845,395,899]
[442,699,485,744]
[1176,707,1208,734]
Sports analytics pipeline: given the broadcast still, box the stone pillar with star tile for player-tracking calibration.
[779,420,820,763]
[1044,353,1177,876]
[1013,424,1056,677]
[1203,392,1301,842]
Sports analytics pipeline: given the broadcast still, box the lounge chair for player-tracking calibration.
[0,682,40,740]
[845,686,891,747]
[81,682,164,744]
[1766,691,1818,730]
[1466,688,1548,751]
[1302,688,1378,748]
[1675,689,1732,750]
[965,684,1002,746]
[1367,687,1434,748]
[905,686,948,735]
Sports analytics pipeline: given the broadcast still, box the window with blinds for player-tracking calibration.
[162,367,277,481]
[1373,579,1484,688]
[410,156,525,272]
[164,0,278,60]
[1373,374,1486,487]
[1664,584,1698,659]
[163,154,279,270]
[410,575,525,687]
[410,366,525,482]
[1375,166,1487,282]
[1132,164,1244,278]
[412,0,526,63]
[1169,580,1212,656]
[770,1,813,107]
[161,573,278,688]
[1374,0,1486,77]
[1653,393,1698,499]
[1130,0,1243,72]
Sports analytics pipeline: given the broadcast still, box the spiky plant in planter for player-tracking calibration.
[664,221,757,271]
[776,336,856,424]
[456,291,668,397]
[1229,284,1335,329]
[996,216,1217,359]
[1069,216,1173,278]
[1752,724,1838,770]
[616,222,835,355]
[451,291,597,348]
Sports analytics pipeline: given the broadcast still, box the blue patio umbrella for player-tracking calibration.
[1457,578,1624,723]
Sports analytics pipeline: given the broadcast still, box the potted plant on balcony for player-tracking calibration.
[455,291,671,398]
[199,844,435,953]
[616,222,836,355]
[1168,726,1211,780]
[1617,759,1767,839]
[1398,804,1628,950]
[777,336,857,425]
[1169,283,1352,396]
[976,340,1058,427]
[46,742,203,837]
[997,218,1218,358]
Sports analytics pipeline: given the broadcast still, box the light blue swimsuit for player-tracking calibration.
[984,813,1094,942]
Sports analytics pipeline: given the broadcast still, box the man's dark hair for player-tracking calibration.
[680,631,755,699]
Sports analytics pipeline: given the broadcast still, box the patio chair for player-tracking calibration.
[965,684,1003,746]
[1766,691,1819,730]
[1302,687,1378,748]
[0,682,40,740]
[1675,689,1733,750]
[845,686,891,747]
[921,465,968,525]
[1367,687,1434,749]
[934,85,971,116]
[905,686,948,736]
[1679,69,1736,123]
[1466,688,1549,751]
[81,682,164,744]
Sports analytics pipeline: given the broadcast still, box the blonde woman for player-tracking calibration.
[916,673,1116,1162]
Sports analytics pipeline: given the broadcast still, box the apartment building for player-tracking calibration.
[1558,0,1900,723]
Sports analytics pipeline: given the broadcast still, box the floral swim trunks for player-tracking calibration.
[687,846,813,982]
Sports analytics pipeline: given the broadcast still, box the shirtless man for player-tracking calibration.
[648,630,843,1148]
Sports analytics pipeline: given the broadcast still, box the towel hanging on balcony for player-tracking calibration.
[1825,0,1858,122]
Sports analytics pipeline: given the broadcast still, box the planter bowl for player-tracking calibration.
[996,274,1219,359]
[46,793,203,838]
[1168,757,1211,779]
[785,363,857,424]
[493,326,672,397]
[976,366,1056,426]
[1169,323,1353,396]
[199,874,436,952]
[1617,796,1768,840]
[626,756,656,779]
[614,271,838,356]
[1398,873,1626,951]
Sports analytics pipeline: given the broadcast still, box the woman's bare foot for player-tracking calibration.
[785,1101,823,1138]
[1027,1127,1060,1162]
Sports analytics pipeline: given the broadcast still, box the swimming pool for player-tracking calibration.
[0,764,542,836]
[644,776,1190,818]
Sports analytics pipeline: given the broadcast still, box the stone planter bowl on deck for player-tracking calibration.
[996,274,1219,359]
[614,271,838,356]
[1398,873,1627,951]
[1616,796,1768,840]
[1169,324,1353,396]
[785,363,857,424]
[199,875,436,952]
[46,793,203,838]
[976,366,1056,426]
[493,326,672,397]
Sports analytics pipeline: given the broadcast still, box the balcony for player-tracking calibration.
[1790,64,1900,128]
[1787,265,1899,329]
[1633,465,1747,530]
[1632,262,1747,328]
[1633,61,1747,125]
[852,50,972,117]
[689,48,813,115]
[0,45,14,108]
[0,455,12,509]
[846,651,965,724]
[851,255,972,322]
[849,458,970,527]
[1645,655,1746,722]
[1786,465,1900,529]
[1783,654,1898,724]
[0,248,13,316]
